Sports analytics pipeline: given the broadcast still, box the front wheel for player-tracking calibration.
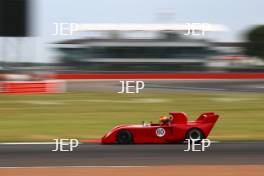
[185,128,204,143]
[116,130,133,144]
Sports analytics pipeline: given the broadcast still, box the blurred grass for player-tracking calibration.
[0,91,263,142]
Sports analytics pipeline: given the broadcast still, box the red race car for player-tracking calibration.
[101,112,219,144]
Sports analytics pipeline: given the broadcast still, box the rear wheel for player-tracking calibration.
[185,128,204,143]
[116,130,133,144]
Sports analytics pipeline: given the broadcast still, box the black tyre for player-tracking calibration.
[185,128,204,143]
[116,130,133,144]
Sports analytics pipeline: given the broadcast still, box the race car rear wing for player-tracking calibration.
[195,112,219,123]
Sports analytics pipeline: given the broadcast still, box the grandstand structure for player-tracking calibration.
[54,23,228,72]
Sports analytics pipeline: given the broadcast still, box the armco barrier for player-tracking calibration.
[0,80,65,94]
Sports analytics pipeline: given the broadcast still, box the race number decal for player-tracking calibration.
[156,128,166,137]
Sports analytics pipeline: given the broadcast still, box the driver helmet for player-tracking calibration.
[160,116,170,125]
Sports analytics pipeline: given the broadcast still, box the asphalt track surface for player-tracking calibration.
[0,142,263,167]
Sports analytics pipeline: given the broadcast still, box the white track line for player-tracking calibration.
[0,141,220,145]
[0,142,83,145]
[0,142,56,145]
[182,141,220,144]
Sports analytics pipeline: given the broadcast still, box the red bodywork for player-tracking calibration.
[101,112,219,144]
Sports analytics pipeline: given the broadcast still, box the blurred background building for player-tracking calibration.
[0,0,264,73]
[54,25,264,72]
[55,27,213,72]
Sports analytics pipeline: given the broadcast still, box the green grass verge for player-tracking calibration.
[0,91,263,142]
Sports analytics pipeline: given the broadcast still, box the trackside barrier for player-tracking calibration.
[53,73,264,79]
[0,80,65,94]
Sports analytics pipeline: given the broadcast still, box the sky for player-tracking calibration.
[2,0,264,63]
